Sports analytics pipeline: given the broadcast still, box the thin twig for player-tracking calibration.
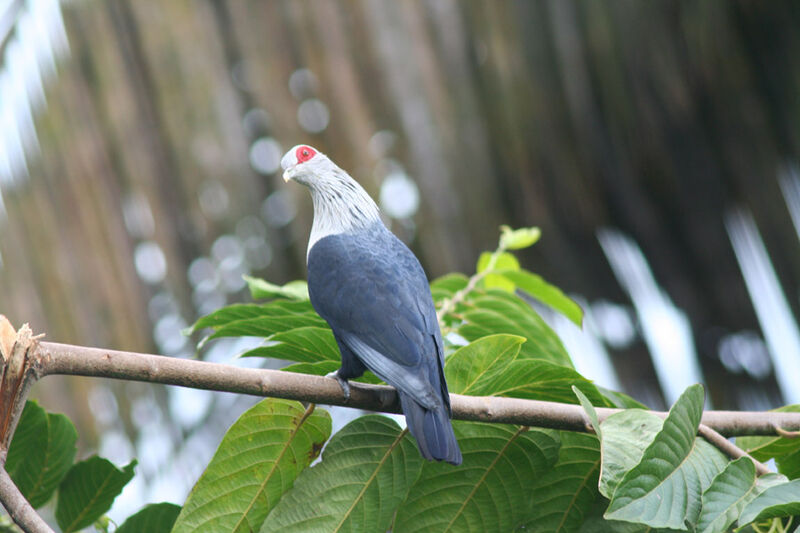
[774,425,800,439]
[0,468,54,533]
[33,341,800,437]
[698,424,771,476]
[436,272,486,323]
[436,245,504,322]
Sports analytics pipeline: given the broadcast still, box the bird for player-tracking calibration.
[281,144,462,465]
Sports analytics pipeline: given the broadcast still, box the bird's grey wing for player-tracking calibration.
[307,230,443,409]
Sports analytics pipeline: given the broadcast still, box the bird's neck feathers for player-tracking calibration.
[307,166,382,255]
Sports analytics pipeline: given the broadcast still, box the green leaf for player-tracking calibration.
[574,386,602,438]
[737,405,800,459]
[245,276,309,300]
[191,304,268,333]
[444,334,526,395]
[459,290,573,367]
[695,457,757,533]
[597,410,663,499]
[56,457,136,533]
[191,301,314,333]
[499,225,541,250]
[453,350,609,406]
[172,399,331,533]
[394,423,559,532]
[7,402,47,474]
[737,405,800,479]
[240,327,339,362]
[6,401,77,508]
[494,269,584,326]
[476,251,520,274]
[260,416,423,533]
[430,273,469,304]
[597,387,648,409]
[206,313,326,342]
[280,361,383,384]
[524,431,601,532]
[578,497,678,532]
[477,252,519,292]
[444,332,607,406]
[281,360,341,376]
[738,479,800,525]
[116,502,181,533]
[605,385,728,529]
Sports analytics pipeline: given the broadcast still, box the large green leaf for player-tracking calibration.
[172,399,331,533]
[191,300,314,333]
[597,387,648,409]
[241,326,339,362]
[494,269,584,326]
[56,457,136,533]
[206,313,326,342]
[524,431,601,532]
[605,385,728,529]
[430,273,469,304]
[477,252,519,292]
[280,361,383,384]
[598,410,664,499]
[478,360,608,406]
[738,479,800,525]
[116,502,181,533]
[192,304,270,332]
[574,387,665,503]
[446,334,607,405]
[578,498,681,532]
[477,251,520,274]
[245,277,309,300]
[444,334,526,394]
[459,290,573,367]
[393,423,559,532]
[281,360,341,376]
[260,416,423,533]
[695,457,757,533]
[6,401,77,508]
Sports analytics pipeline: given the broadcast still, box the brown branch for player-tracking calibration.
[33,341,800,438]
[697,424,770,476]
[0,468,54,533]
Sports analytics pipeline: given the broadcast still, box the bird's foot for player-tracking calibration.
[326,370,351,402]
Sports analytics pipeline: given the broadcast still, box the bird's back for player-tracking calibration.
[307,223,461,464]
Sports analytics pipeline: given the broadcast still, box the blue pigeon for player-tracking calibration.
[282,144,461,465]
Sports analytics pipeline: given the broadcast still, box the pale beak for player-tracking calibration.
[281,150,298,183]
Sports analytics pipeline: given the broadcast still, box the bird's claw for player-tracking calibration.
[326,370,351,402]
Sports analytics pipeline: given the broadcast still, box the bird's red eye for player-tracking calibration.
[296,145,316,163]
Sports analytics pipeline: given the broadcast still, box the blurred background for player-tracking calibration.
[1,0,799,520]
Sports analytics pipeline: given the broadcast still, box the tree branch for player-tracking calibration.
[34,341,800,438]
[0,468,54,533]
[697,424,770,476]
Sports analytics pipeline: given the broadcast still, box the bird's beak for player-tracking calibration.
[281,150,298,183]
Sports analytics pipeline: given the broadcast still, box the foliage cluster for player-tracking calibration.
[7,227,800,532]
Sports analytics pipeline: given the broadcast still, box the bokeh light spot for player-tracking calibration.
[297,99,329,133]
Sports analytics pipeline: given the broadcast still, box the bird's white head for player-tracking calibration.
[281,144,331,185]
[281,144,381,251]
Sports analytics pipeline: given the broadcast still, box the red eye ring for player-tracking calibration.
[295,145,316,163]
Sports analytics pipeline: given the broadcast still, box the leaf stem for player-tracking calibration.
[436,245,504,323]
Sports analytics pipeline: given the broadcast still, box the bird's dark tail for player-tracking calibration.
[399,392,462,465]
